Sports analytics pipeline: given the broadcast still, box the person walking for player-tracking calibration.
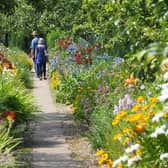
[30,31,39,75]
[35,38,48,80]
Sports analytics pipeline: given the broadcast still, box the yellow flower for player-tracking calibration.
[119,111,128,117]
[131,104,142,112]
[164,112,168,118]
[117,164,123,168]
[101,166,105,168]
[148,97,158,103]
[136,148,142,156]
[148,111,156,116]
[11,68,17,76]
[112,111,128,126]
[107,159,113,168]
[125,112,144,123]
[150,103,156,108]
[77,86,83,92]
[51,72,61,89]
[137,96,144,103]
[102,153,109,161]
[51,78,60,88]
[122,137,132,145]
[143,115,150,121]
[113,133,123,141]
[98,157,105,165]
[112,119,120,126]
[123,128,136,136]
[98,153,109,165]
[142,105,148,111]
[96,149,105,156]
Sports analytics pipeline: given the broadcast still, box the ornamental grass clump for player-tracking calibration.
[0,111,22,167]
[0,46,38,167]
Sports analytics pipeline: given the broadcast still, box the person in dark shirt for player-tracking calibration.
[35,38,48,80]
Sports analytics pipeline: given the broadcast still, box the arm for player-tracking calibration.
[34,48,37,60]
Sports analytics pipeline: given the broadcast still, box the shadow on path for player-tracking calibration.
[28,76,78,168]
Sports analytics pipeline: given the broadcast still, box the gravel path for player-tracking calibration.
[31,76,77,168]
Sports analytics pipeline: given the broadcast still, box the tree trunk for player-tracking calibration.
[5,33,9,47]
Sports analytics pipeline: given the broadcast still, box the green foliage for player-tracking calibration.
[1,0,168,56]
[0,126,22,154]
[0,0,17,15]
[1,46,33,88]
[72,0,168,56]
[47,29,67,49]
[0,119,22,167]
[126,42,168,81]
[0,46,38,167]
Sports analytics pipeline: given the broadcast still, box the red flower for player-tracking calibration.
[75,52,83,64]
[4,111,16,121]
[85,47,93,54]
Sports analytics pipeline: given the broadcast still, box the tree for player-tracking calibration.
[0,0,17,15]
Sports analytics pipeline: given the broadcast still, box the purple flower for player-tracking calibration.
[98,85,103,92]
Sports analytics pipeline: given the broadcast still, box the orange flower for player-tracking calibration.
[106,159,113,168]
[69,106,76,111]
[135,122,146,133]
[124,73,137,86]
[4,111,16,121]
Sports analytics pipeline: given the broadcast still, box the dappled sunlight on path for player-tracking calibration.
[31,76,77,168]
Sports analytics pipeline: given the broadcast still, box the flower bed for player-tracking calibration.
[0,46,37,167]
[49,36,168,167]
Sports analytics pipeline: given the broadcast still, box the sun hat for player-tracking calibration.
[38,38,44,44]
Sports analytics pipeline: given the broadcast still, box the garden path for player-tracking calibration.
[30,75,77,168]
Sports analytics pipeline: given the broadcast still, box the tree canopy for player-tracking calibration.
[0,0,168,55]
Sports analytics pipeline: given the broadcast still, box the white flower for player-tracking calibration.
[127,155,142,167]
[163,72,168,81]
[113,105,119,115]
[166,130,168,136]
[161,58,168,66]
[164,104,168,111]
[147,91,152,97]
[125,144,140,154]
[118,98,123,111]
[112,158,122,168]
[160,153,168,160]
[112,155,128,168]
[152,112,164,122]
[161,89,168,96]
[119,155,128,162]
[159,83,168,90]
[150,125,167,138]
[163,46,168,56]
[140,84,145,90]
[158,94,168,102]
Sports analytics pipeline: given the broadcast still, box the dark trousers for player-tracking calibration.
[37,62,46,77]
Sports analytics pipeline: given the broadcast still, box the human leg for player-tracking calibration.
[42,62,47,80]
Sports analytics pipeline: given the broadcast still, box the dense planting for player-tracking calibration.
[48,34,168,167]
[0,46,37,167]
